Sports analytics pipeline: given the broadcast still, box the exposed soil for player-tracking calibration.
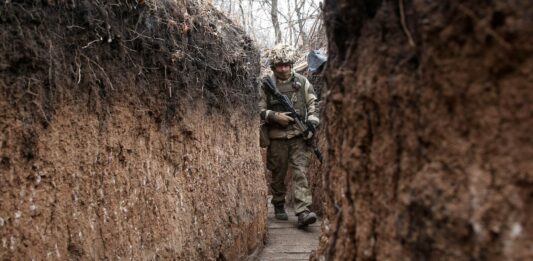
[305,71,327,216]
[315,0,533,260]
[0,1,266,260]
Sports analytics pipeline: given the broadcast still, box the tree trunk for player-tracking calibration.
[294,0,308,46]
[238,0,246,31]
[270,0,282,44]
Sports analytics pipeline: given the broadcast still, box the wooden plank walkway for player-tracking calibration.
[256,203,320,261]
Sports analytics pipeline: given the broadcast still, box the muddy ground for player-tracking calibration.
[315,0,532,260]
[0,1,266,260]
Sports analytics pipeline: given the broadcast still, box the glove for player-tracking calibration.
[272,112,294,127]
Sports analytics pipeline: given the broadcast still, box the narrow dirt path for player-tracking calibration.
[257,202,320,260]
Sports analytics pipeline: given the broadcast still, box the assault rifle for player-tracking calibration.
[263,77,323,163]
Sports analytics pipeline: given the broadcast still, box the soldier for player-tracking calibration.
[259,44,319,228]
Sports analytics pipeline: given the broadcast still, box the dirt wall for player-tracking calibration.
[315,0,532,260]
[306,72,327,216]
[0,1,266,260]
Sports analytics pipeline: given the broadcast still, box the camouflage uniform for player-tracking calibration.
[259,71,320,215]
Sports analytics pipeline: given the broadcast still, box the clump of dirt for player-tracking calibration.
[0,1,266,260]
[314,0,533,260]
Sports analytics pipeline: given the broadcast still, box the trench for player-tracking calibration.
[2,0,532,260]
[0,1,327,260]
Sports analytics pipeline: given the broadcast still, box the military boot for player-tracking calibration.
[297,210,317,228]
[274,204,289,220]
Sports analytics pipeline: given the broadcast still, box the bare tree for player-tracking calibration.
[270,0,282,44]
[238,0,246,31]
[212,0,323,48]
[294,0,308,45]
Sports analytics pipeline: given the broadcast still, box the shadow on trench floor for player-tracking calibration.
[254,200,321,261]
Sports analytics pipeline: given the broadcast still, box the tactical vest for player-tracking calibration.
[265,73,308,138]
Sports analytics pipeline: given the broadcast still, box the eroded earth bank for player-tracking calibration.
[315,0,532,260]
[0,1,266,260]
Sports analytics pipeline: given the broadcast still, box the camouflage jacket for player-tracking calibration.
[259,71,320,139]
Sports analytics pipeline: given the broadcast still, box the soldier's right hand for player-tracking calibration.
[273,112,294,126]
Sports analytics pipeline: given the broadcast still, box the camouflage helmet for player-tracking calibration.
[268,44,297,66]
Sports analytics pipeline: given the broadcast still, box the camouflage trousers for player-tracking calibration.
[267,137,312,215]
